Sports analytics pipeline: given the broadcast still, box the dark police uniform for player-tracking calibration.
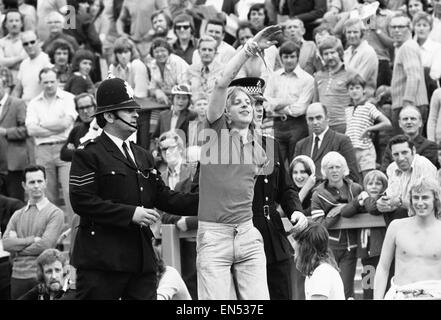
[69,77,198,300]
[252,135,303,300]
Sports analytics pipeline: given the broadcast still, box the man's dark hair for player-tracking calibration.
[1,9,24,36]
[235,21,255,40]
[149,37,173,57]
[96,113,107,128]
[279,40,301,58]
[23,165,46,182]
[38,67,57,81]
[47,39,75,65]
[151,9,172,28]
[388,134,415,151]
[74,92,96,111]
[206,19,226,33]
[71,49,95,72]
[247,3,269,27]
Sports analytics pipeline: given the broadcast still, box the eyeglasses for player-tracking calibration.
[160,144,178,153]
[22,40,36,46]
[175,25,191,30]
[78,105,95,111]
[390,25,409,30]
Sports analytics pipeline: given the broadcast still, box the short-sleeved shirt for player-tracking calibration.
[17,52,52,103]
[198,115,268,224]
[305,263,345,300]
[345,102,383,149]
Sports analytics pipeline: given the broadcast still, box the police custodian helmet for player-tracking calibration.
[93,77,141,116]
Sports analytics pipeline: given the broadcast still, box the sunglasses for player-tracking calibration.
[78,105,95,111]
[22,40,36,46]
[175,25,191,30]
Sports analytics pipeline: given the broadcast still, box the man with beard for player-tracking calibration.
[18,248,73,300]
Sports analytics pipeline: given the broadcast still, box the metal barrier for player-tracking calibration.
[161,214,386,273]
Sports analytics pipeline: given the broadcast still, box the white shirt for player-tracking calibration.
[17,52,52,103]
[417,37,441,80]
[305,263,345,300]
[104,131,136,164]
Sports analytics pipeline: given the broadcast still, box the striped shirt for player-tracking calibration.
[345,102,382,149]
[391,39,428,110]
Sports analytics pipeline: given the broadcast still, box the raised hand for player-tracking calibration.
[252,25,283,51]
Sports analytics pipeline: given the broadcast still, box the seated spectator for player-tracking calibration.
[381,106,438,171]
[108,37,150,105]
[172,13,198,65]
[345,73,392,178]
[413,12,441,100]
[289,155,318,216]
[294,103,360,183]
[185,36,224,98]
[41,11,79,53]
[377,134,437,226]
[18,248,74,300]
[294,222,345,300]
[2,165,65,299]
[341,169,389,300]
[64,49,95,95]
[47,39,74,90]
[310,151,363,299]
[153,84,196,143]
[149,38,189,106]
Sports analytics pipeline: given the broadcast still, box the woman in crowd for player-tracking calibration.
[404,0,430,19]
[64,49,95,95]
[289,155,317,216]
[294,222,345,300]
[310,151,363,299]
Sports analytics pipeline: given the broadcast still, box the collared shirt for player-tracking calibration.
[168,159,182,190]
[24,197,50,212]
[17,52,52,103]
[185,60,224,97]
[416,37,441,80]
[344,40,378,97]
[314,63,352,127]
[173,38,197,65]
[25,89,77,146]
[391,39,428,110]
[0,92,8,118]
[149,53,189,97]
[192,41,236,66]
[385,154,437,208]
[312,127,329,154]
[265,65,315,117]
[103,131,136,164]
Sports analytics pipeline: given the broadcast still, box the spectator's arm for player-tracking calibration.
[0,49,26,67]
[427,89,441,142]
[284,77,315,117]
[402,46,424,105]
[11,81,23,99]
[340,199,361,218]
[2,216,34,252]
[4,100,27,140]
[19,210,65,256]
[25,104,57,137]
[116,5,130,37]
[340,136,361,183]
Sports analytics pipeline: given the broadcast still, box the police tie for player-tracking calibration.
[311,136,320,159]
[122,141,137,168]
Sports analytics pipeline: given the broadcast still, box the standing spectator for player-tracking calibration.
[192,19,236,66]
[412,12,441,100]
[17,0,37,31]
[36,0,68,42]
[294,223,345,300]
[0,9,27,85]
[264,40,314,166]
[345,74,392,178]
[12,30,52,104]
[389,14,428,132]
[47,39,74,90]
[25,67,77,226]
[381,106,438,171]
[282,18,322,75]
[343,18,378,98]
[310,151,363,299]
[149,10,176,46]
[68,77,198,300]
[185,36,224,98]
[374,177,441,300]
[116,0,169,61]
[295,103,360,183]
[427,87,441,144]
[0,77,28,201]
[2,165,64,300]
[314,35,354,133]
[172,13,198,66]
[247,3,269,32]
[41,11,79,53]
[108,37,150,106]
[64,49,95,95]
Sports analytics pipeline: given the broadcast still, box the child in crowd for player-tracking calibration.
[340,170,389,300]
[294,223,345,300]
[345,74,392,178]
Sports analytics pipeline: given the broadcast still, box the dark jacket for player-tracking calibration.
[153,109,197,143]
[60,122,94,162]
[294,128,361,183]
[69,132,198,273]
[252,136,303,264]
[275,0,326,22]
[311,178,363,250]
[380,134,438,172]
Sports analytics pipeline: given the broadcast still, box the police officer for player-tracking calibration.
[229,77,308,300]
[69,77,198,300]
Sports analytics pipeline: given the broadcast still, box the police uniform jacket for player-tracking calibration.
[252,136,303,265]
[69,132,198,273]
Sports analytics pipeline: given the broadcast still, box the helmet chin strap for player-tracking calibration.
[114,114,138,129]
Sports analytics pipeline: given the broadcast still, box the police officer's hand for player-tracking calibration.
[132,207,160,227]
[290,211,308,234]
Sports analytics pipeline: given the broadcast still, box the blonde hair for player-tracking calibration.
[408,177,441,219]
[320,151,349,178]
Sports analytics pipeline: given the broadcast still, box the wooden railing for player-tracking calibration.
[161,214,386,273]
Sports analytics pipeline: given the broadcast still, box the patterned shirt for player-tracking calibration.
[149,54,189,98]
[185,60,224,97]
